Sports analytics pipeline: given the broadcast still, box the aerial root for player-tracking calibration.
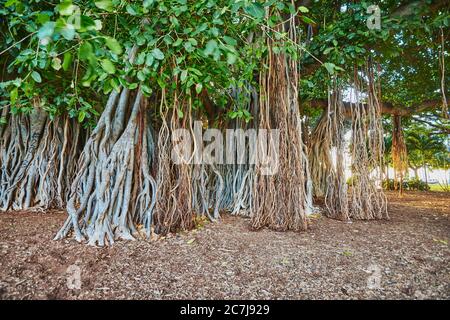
[251,16,309,231]
[0,102,82,212]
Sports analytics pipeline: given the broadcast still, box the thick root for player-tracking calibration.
[55,88,157,245]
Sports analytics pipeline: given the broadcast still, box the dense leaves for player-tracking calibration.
[1,0,311,125]
[1,0,449,128]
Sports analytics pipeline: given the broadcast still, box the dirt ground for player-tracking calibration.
[0,191,449,300]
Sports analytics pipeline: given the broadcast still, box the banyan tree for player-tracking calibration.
[1,1,449,245]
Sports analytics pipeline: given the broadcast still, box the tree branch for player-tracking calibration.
[411,116,450,134]
[307,99,443,117]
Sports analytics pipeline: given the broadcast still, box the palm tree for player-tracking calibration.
[405,126,447,184]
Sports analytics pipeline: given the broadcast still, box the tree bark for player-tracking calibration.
[307,99,442,117]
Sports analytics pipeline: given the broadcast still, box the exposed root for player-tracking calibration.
[0,101,81,212]
[55,88,157,245]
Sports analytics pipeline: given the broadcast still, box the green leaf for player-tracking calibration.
[36,13,51,25]
[5,0,18,8]
[229,111,238,119]
[137,70,146,81]
[244,3,265,20]
[60,23,76,40]
[135,52,146,65]
[157,78,166,89]
[104,36,122,55]
[94,20,103,30]
[94,0,113,12]
[204,40,218,56]
[151,48,165,60]
[195,83,203,94]
[110,78,120,92]
[51,57,62,71]
[141,84,152,97]
[101,59,116,74]
[143,0,155,9]
[145,53,154,66]
[79,42,94,62]
[169,16,180,28]
[10,87,18,104]
[173,38,183,47]
[128,82,138,90]
[77,15,98,32]
[342,250,352,257]
[180,69,188,83]
[37,21,55,40]
[183,41,195,53]
[227,52,237,65]
[62,52,73,71]
[298,6,309,13]
[126,4,137,15]
[31,71,42,83]
[323,47,333,55]
[223,36,237,46]
[323,62,336,75]
[57,0,76,16]
[301,16,316,24]
[78,111,86,122]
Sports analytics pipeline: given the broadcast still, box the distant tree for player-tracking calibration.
[405,125,447,184]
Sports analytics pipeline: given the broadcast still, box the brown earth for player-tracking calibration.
[0,191,449,300]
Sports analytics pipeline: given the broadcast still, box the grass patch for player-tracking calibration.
[429,184,448,192]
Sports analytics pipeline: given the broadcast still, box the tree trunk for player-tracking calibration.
[413,167,419,179]
[423,162,428,185]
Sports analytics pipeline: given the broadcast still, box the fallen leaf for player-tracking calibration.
[433,238,448,245]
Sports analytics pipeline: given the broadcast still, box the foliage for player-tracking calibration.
[407,178,431,191]
[299,1,449,107]
[405,124,448,170]
[1,0,314,125]
[382,178,430,191]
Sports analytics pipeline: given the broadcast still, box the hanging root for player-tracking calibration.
[251,14,308,231]
[323,83,349,220]
[309,112,333,199]
[0,100,82,212]
[154,90,195,235]
[219,86,258,216]
[348,61,388,220]
[439,27,448,119]
[308,84,349,220]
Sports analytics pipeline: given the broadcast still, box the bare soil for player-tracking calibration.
[0,191,449,300]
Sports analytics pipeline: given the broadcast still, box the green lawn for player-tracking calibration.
[429,184,449,192]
